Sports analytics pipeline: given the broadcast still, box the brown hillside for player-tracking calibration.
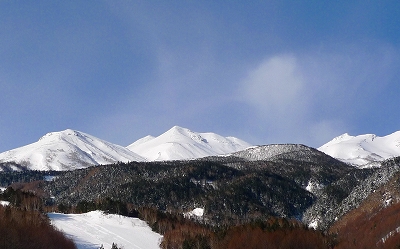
[330,172,400,248]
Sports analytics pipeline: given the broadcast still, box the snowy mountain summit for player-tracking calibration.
[318,131,400,168]
[0,129,145,171]
[127,126,251,161]
[231,144,326,162]
[0,126,252,171]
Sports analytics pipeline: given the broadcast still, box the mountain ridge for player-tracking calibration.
[0,126,252,171]
[2,126,400,171]
[127,126,252,161]
[318,131,400,168]
[0,129,146,171]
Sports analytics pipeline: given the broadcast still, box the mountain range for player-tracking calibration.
[0,129,145,171]
[2,127,400,247]
[127,126,251,161]
[0,126,251,171]
[318,131,400,168]
[0,126,400,171]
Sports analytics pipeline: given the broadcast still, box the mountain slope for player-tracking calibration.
[326,157,400,248]
[127,126,251,161]
[231,144,331,162]
[318,131,400,167]
[0,129,145,171]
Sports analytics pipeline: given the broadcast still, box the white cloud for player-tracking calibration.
[243,54,305,114]
[239,54,312,144]
[239,43,398,146]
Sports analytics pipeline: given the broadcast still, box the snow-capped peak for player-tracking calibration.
[127,135,155,148]
[127,126,252,161]
[0,129,146,171]
[160,126,208,143]
[39,129,77,140]
[331,133,353,142]
[319,131,400,168]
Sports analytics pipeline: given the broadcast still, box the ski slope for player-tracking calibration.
[48,211,162,249]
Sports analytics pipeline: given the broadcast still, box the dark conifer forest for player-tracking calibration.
[2,151,400,248]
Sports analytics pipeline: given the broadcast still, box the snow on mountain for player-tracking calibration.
[0,129,146,171]
[318,131,400,167]
[48,211,162,249]
[127,126,252,161]
[184,208,204,218]
[230,144,319,161]
[128,135,156,147]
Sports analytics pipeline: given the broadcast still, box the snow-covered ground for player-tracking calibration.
[48,211,162,249]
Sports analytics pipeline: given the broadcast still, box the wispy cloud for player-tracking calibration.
[239,43,399,146]
[241,54,306,116]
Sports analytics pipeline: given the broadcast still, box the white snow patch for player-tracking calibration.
[381,226,400,243]
[305,181,313,192]
[1,201,10,206]
[184,208,204,218]
[48,211,162,249]
[305,180,323,194]
[308,220,319,229]
[384,198,393,207]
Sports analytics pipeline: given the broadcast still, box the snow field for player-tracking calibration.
[48,211,162,249]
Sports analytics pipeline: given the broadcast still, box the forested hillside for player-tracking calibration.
[39,148,354,226]
[2,147,400,248]
[0,188,76,249]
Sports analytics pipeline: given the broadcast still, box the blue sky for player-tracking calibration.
[1,1,400,152]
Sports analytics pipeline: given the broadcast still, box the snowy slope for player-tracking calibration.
[127,126,252,161]
[231,144,318,161]
[318,131,400,167]
[0,129,146,171]
[48,211,162,249]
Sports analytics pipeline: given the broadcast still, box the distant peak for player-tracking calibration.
[164,126,209,142]
[39,129,83,141]
[60,129,81,136]
[168,125,188,132]
[63,128,77,133]
[165,126,193,136]
[333,133,352,141]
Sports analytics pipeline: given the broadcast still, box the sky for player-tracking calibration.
[1,1,400,152]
